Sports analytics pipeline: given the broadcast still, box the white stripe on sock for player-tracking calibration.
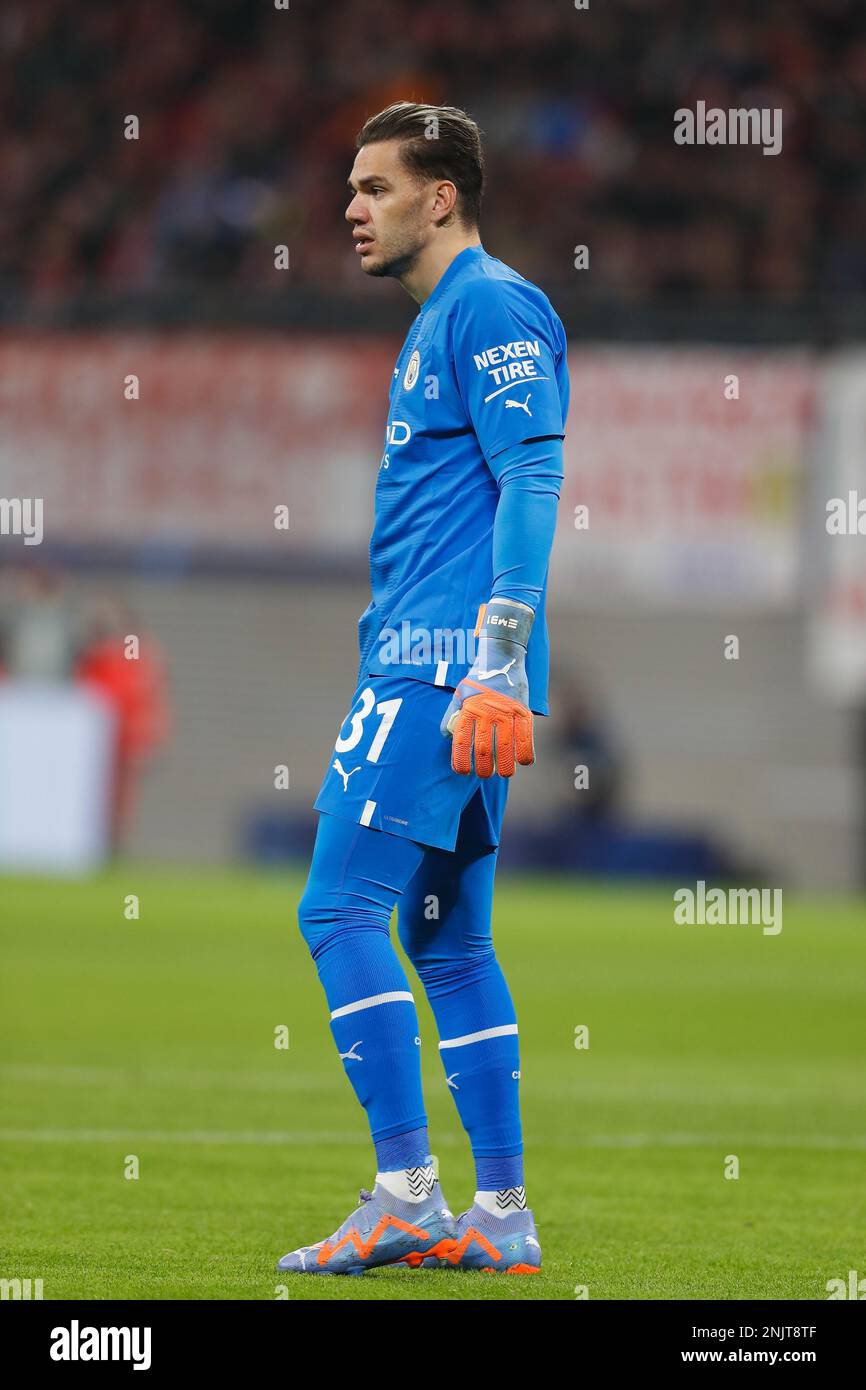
[438,1024,518,1050]
[330,991,415,1021]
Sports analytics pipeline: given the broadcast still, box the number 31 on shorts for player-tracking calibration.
[334,688,402,764]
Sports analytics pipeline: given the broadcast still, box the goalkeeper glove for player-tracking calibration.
[440,597,535,778]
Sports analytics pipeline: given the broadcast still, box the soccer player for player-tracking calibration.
[277,102,569,1275]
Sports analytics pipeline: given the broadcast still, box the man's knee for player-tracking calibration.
[297,883,327,955]
[298,883,391,960]
[400,930,498,990]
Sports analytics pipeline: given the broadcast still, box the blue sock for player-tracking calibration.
[396,824,527,1209]
[374,1124,431,1172]
[475,1153,524,1191]
[298,815,432,1149]
[418,952,524,1176]
[316,928,427,1142]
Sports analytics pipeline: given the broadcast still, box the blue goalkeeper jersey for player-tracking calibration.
[357,244,569,716]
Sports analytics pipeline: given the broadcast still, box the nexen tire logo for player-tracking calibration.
[472,339,550,404]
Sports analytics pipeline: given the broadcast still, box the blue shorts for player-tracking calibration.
[313,674,509,852]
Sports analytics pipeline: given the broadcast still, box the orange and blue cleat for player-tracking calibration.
[276,1180,457,1276]
[423,1201,542,1274]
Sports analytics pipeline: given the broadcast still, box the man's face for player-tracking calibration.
[345,140,431,278]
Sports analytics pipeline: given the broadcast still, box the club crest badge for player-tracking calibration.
[403,349,421,391]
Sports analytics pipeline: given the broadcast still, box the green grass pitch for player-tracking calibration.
[1,866,863,1300]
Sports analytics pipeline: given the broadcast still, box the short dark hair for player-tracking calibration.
[356,102,485,228]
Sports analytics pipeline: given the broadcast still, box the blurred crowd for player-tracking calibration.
[1,0,865,312]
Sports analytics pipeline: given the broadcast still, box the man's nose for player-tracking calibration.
[345,196,366,224]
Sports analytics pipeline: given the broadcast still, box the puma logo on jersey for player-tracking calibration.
[332,759,361,791]
[339,1041,363,1062]
[505,393,532,416]
[474,658,516,685]
[446,1073,460,1090]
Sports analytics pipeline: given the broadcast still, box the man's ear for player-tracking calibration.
[432,180,459,225]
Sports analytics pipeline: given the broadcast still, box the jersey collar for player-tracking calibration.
[420,244,485,314]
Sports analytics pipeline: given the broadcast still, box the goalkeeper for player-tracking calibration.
[277,101,569,1277]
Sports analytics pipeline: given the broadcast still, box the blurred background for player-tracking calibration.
[2,0,866,890]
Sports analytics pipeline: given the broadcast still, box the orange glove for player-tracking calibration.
[447,680,535,777]
[441,598,535,778]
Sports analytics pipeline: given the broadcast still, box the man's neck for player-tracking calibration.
[399,232,482,305]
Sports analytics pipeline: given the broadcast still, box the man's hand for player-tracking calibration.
[440,598,535,777]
